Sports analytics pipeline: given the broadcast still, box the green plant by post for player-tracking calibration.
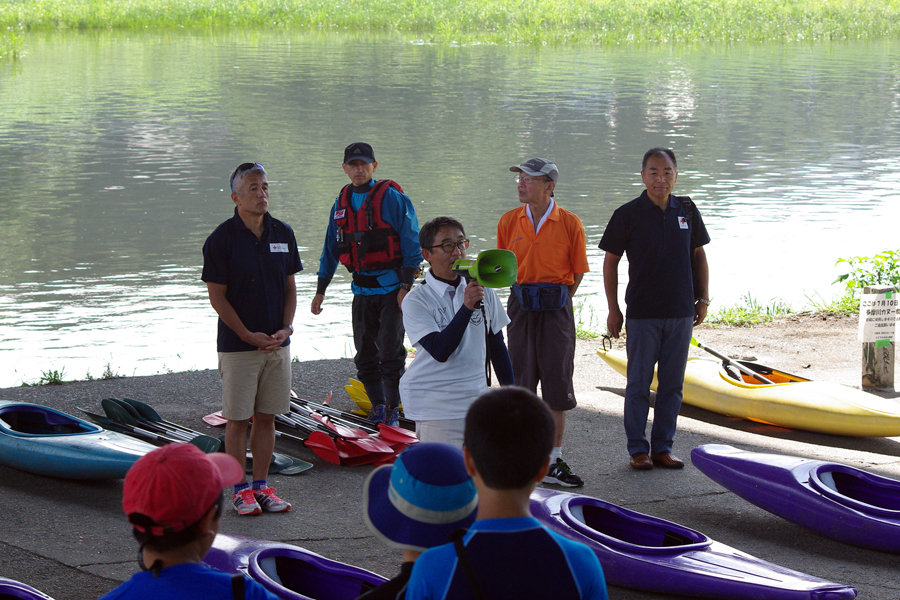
[834,250,900,296]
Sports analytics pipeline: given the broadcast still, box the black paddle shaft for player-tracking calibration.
[695,342,775,385]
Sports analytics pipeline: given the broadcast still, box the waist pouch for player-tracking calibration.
[512,283,569,311]
[353,272,394,288]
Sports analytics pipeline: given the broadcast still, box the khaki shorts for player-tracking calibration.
[218,347,291,421]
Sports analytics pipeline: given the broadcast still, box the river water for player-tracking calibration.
[1,31,898,387]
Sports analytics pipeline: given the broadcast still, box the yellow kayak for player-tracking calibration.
[597,348,900,437]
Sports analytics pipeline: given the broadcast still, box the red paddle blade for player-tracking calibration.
[377,423,418,445]
[341,452,388,466]
[335,438,371,458]
[311,413,369,439]
[304,431,343,464]
[202,411,227,427]
[346,435,395,454]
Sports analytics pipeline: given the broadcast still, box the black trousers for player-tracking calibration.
[352,288,406,407]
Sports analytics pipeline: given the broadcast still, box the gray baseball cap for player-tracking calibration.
[510,158,559,182]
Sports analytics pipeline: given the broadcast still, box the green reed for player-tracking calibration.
[3,0,899,44]
[1,24,24,58]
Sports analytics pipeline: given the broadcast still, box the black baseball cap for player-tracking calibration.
[344,142,376,164]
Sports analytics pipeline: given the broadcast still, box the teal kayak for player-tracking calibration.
[0,400,156,480]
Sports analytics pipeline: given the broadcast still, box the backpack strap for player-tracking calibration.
[449,528,489,600]
[674,195,694,226]
[231,573,245,600]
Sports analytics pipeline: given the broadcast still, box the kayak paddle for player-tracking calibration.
[345,384,372,412]
[100,399,223,451]
[303,431,345,464]
[240,427,315,475]
[120,398,204,437]
[203,410,228,427]
[79,408,177,444]
[188,435,223,454]
[81,407,219,451]
[279,411,394,454]
[102,398,196,442]
[293,399,417,445]
[690,337,775,385]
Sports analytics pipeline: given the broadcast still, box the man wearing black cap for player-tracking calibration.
[497,158,590,487]
[312,142,421,427]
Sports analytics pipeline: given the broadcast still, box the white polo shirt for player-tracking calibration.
[400,269,511,422]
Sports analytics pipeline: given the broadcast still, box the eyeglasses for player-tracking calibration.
[515,175,547,185]
[427,239,469,253]
[230,162,266,192]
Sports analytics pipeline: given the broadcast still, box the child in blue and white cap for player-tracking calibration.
[360,443,478,600]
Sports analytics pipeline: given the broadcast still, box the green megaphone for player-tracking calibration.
[452,249,518,288]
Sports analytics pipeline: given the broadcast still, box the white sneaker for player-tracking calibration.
[254,487,291,513]
[232,488,262,515]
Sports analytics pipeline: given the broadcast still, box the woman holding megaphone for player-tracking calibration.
[398,217,516,448]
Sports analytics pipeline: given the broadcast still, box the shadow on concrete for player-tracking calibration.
[678,403,900,457]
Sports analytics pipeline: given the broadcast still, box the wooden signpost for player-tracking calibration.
[858,285,897,390]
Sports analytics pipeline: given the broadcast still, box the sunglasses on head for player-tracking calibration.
[230,162,265,192]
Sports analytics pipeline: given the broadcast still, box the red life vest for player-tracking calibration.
[334,179,405,273]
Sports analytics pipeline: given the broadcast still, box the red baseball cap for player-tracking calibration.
[123,443,244,536]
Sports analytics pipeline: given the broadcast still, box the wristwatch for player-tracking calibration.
[399,283,413,291]
[283,323,294,334]
[696,298,710,306]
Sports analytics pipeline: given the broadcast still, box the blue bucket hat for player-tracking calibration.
[363,443,478,552]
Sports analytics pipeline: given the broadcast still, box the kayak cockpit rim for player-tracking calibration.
[560,496,710,553]
[248,546,384,599]
[715,360,810,388]
[0,402,102,437]
[809,464,900,516]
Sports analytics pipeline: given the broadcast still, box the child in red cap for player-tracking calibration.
[99,443,277,600]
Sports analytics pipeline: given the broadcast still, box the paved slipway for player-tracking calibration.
[1,314,898,600]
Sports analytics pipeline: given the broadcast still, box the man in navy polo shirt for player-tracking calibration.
[202,162,301,515]
[599,148,710,471]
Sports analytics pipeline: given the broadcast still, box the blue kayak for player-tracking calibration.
[0,576,56,600]
[0,401,156,480]
[204,534,388,600]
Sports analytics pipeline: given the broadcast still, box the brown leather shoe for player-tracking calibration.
[650,452,685,469]
[629,453,653,470]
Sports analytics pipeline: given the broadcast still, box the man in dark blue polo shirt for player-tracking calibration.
[599,148,710,471]
[201,162,302,515]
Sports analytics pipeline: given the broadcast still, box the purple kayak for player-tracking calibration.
[692,443,900,553]
[204,534,388,600]
[0,576,55,600]
[530,487,856,599]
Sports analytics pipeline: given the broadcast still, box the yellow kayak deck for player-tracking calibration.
[597,348,900,437]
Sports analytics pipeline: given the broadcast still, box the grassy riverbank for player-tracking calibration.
[3,0,900,52]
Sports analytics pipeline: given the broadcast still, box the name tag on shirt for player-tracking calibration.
[270,243,289,253]
[678,217,689,229]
